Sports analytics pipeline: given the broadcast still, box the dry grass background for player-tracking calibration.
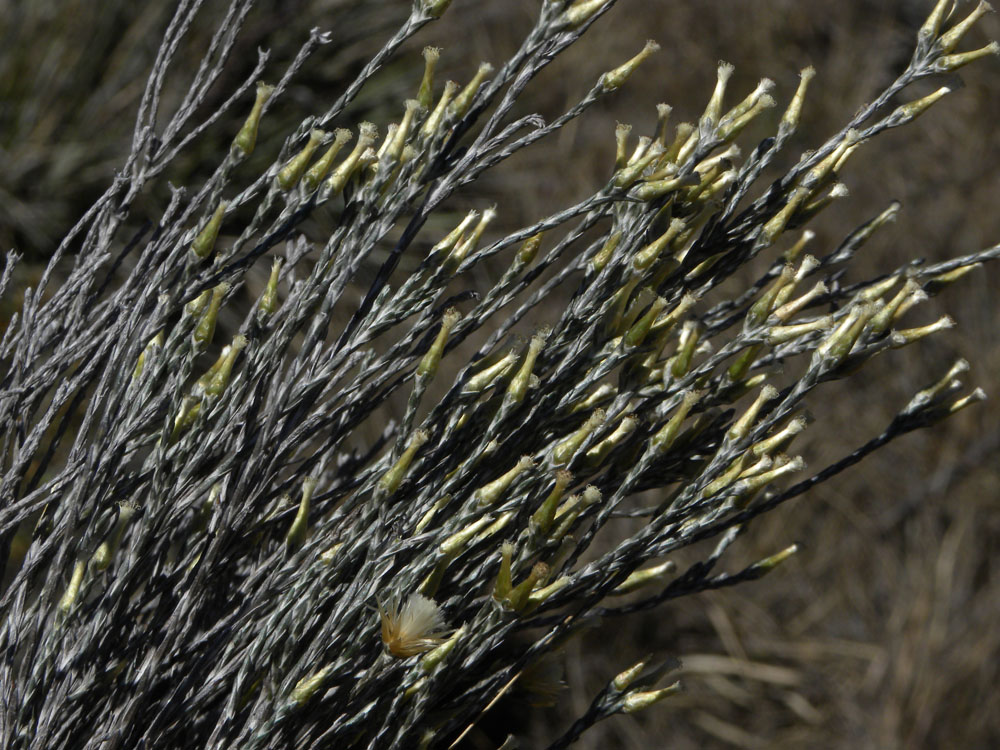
[2,1,998,747]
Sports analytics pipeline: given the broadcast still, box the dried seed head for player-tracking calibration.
[518,654,567,706]
[379,593,448,658]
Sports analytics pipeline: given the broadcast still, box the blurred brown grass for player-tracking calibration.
[3,1,998,747]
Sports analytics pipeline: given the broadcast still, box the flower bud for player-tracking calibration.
[277,129,326,191]
[285,477,318,549]
[506,328,548,404]
[385,100,423,163]
[463,348,519,393]
[614,141,664,187]
[418,307,461,378]
[783,229,815,264]
[937,42,1000,72]
[622,682,682,713]
[190,202,228,260]
[633,218,686,272]
[614,122,633,171]
[133,331,164,379]
[781,66,815,135]
[58,560,86,615]
[446,206,496,272]
[423,0,453,18]
[938,1,993,53]
[417,46,442,108]
[530,470,573,537]
[422,80,460,137]
[948,387,987,414]
[449,62,493,121]
[303,128,352,191]
[591,231,622,273]
[919,0,952,43]
[612,560,676,595]
[753,543,799,573]
[889,86,951,125]
[654,103,673,145]
[326,122,378,195]
[604,40,660,91]
[505,562,550,612]
[651,390,701,452]
[923,262,982,294]
[702,61,735,127]
[773,281,827,322]
[723,78,775,126]
[669,321,702,379]
[612,658,651,694]
[817,303,876,363]
[195,334,247,398]
[752,415,807,457]
[571,383,617,413]
[761,187,810,243]
[561,0,607,28]
[257,257,283,319]
[585,415,637,465]
[625,296,667,348]
[192,283,229,348]
[170,396,202,441]
[869,279,921,335]
[890,316,955,347]
[90,502,139,572]
[728,384,779,442]
[290,665,333,706]
[232,81,274,157]
[633,175,690,201]
[475,455,534,507]
[663,122,695,164]
[718,94,774,141]
[525,575,570,609]
[439,516,493,557]
[552,409,605,466]
[422,625,465,672]
[379,429,429,496]
[733,455,805,495]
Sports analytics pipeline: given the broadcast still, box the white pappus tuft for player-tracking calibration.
[378,593,448,658]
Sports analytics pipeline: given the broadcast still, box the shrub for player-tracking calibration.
[0,1,996,747]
